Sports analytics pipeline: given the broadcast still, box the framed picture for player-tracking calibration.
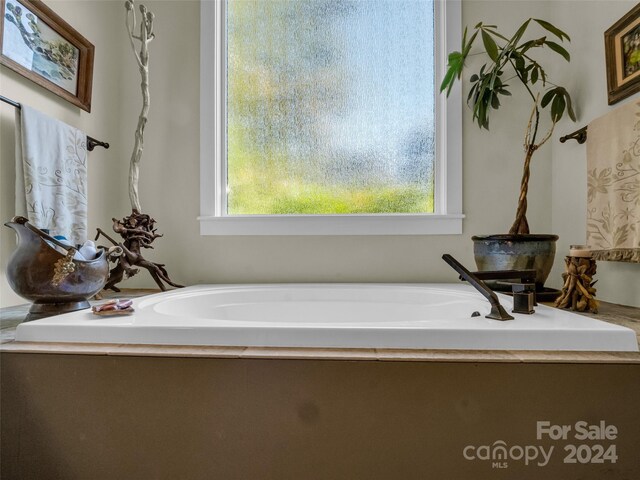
[605,3,640,105]
[0,0,94,112]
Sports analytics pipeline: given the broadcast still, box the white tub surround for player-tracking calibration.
[15,284,639,352]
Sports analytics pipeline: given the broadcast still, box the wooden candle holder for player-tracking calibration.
[554,256,598,313]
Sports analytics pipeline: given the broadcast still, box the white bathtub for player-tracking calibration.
[15,284,639,351]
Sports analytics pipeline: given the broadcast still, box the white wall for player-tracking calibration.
[2,0,636,308]
[548,0,640,307]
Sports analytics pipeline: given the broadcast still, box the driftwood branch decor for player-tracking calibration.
[125,0,152,213]
[96,0,182,292]
[554,256,598,313]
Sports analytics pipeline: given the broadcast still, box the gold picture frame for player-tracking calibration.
[605,3,640,105]
[0,0,94,112]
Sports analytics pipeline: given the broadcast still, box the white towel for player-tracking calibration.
[15,105,88,245]
[586,99,640,263]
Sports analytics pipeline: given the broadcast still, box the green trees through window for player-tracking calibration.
[226,0,435,215]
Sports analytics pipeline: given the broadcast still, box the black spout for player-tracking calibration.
[442,254,514,321]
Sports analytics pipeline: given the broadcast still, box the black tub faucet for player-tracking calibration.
[442,254,514,321]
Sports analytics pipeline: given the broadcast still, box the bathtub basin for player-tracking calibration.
[15,284,639,351]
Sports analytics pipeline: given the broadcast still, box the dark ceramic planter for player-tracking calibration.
[471,234,559,290]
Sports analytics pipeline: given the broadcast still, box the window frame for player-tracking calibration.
[199,0,463,235]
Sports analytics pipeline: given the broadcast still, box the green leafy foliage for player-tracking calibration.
[481,30,499,61]
[533,19,570,41]
[440,18,575,136]
[541,86,576,122]
[544,40,570,61]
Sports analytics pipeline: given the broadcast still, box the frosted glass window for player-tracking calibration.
[226,0,435,215]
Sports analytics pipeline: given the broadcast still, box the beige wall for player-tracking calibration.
[548,0,640,307]
[2,0,637,308]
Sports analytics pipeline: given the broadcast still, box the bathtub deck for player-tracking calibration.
[4,290,639,480]
[1,289,639,363]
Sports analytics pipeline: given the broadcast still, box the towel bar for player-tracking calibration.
[0,95,109,151]
[559,125,588,144]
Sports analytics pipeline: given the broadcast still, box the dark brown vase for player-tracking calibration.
[471,234,559,290]
[4,216,109,321]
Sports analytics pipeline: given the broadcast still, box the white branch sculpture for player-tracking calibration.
[125,0,154,213]
[95,2,182,292]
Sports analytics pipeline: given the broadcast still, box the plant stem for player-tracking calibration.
[510,144,540,235]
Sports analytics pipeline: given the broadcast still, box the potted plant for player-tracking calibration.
[440,18,576,289]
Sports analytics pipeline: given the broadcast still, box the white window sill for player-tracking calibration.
[198,214,464,236]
